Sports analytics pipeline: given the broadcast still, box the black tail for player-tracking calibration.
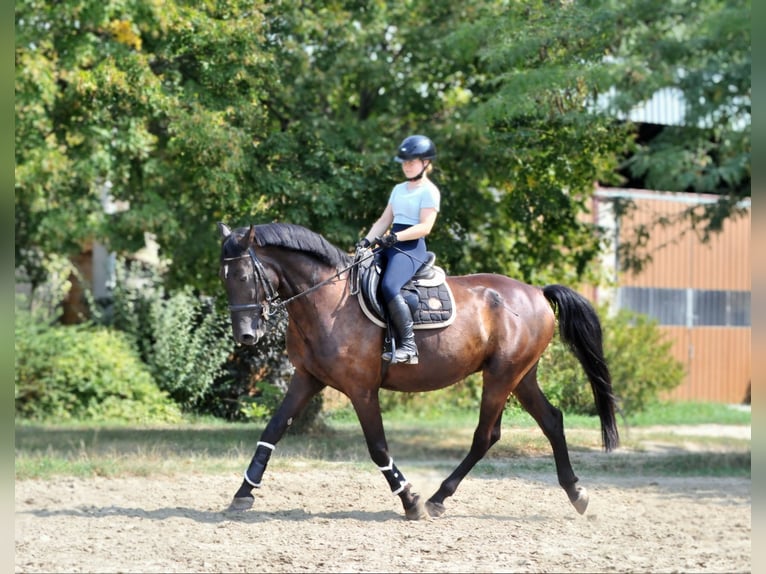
[543,284,619,451]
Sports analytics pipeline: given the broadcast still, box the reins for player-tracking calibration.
[223,246,380,318]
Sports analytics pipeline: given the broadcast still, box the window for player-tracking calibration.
[618,287,750,327]
[694,290,751,327]
[618,287,687,326]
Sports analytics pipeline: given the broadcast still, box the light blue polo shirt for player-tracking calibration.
[387,180,441,225]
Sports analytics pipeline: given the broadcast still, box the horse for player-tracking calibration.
[218,222,619,520]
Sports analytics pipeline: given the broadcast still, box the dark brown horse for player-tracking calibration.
[218,222,619,520]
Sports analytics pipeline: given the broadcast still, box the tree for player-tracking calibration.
[18,0,745,296]
[16,0,616,296]
[608,0,751,255]
[455,0,750,272]
[15,0,276,293]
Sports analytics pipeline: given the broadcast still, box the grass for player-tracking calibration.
[15,401,750,481]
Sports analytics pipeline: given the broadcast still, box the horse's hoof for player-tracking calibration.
[425,500,446,518]
[570,486,589,515]
[404,495,431,521]
[226,496,254,512]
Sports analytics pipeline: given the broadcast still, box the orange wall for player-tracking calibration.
[596,188,751,403]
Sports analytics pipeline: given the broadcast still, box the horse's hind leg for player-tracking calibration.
[228,369,324,512]
[513,364,588,514]
[349,389,429,521]
[425,383,507,518]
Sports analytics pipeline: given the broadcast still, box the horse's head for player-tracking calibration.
[218,222,277,345]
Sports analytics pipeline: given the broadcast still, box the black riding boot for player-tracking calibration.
[382,294,418,364]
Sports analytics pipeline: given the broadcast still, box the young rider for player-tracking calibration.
[356,134,441,365]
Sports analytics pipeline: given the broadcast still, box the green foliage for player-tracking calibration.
[95,260,232,411]
[539,307,685,416]
[15,309,183,423]
[93,260,321,429]
[145,287,232,409]
[202,310,324,431]
[16,0,749,293]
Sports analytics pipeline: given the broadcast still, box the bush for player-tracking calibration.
[145,287,232,409]
[98,260,322,428]
[95,261,232,411]
[538,307,685,415]
[203,309,324,432]
[15,309,183,423]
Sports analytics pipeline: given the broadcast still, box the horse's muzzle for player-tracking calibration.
[231,316,265,346]
[237,331,263,346]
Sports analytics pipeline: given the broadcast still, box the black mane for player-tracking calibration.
[227,223,352,269]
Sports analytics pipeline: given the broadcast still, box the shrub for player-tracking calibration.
[15,309,183,423]
[145,287,232,409]
[203,309,324,432]
[95,261,232,411]
[98,260,322,429]
[538,307,685,415]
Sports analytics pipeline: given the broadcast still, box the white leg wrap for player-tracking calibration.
[243,470,261,488]
[378,457,409,495]
[391,481,409,496]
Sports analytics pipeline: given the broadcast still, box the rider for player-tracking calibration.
[356,134,441,365]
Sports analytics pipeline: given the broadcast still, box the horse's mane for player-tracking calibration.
[232,223,352,269]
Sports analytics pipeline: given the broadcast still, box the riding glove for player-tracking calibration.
[355,238,372,250]
[379,234,398,248]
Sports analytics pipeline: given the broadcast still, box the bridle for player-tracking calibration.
[221,245,380,319]
[222,247,279,317]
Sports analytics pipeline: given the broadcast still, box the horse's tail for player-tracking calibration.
[543,284,620,452]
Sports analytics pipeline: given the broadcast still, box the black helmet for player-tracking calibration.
[394,135,436,162]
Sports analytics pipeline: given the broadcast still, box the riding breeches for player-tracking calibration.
[379,223,428,303]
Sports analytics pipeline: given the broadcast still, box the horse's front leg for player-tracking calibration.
[228,369,324,512]
[349,389,429,521]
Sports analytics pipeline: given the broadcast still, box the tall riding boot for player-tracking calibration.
[382,294,418,364]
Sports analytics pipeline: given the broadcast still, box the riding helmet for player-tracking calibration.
[394,135,436,162]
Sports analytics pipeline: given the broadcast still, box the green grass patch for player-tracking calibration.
[15,401,750,481]
[622,400,751,426]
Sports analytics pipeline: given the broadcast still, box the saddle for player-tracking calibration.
[353,250,457,330]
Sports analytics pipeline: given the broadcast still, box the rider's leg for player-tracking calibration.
[382,293,418,364]
[380,245,422,364]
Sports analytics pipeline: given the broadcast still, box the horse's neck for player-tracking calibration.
[266,250,343,301]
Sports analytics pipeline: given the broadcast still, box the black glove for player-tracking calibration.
[378,233,398,248]
[355,238,372,250]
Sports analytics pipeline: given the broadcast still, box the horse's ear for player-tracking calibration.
[218,222,232,239]
[247,224,256,246]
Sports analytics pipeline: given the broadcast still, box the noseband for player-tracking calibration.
[222,248,279,316]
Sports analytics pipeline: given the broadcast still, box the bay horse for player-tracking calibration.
[218,222,619,520]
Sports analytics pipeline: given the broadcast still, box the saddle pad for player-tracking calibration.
[356,255,457,330]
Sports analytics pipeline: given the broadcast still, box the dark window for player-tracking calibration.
[693,290,751,326]
[694,290,727,326]
[618,287,751,327]
[728,291,751,326]
[619,287,687,326]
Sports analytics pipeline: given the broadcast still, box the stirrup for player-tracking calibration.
[382,348,419,364]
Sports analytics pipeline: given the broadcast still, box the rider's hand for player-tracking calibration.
[355,238,371,250]
[378,233,398,248]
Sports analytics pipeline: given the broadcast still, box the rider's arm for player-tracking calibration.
[364,204,394,243]
[391,208,438,242]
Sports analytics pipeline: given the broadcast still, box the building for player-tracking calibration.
[593,186,751,403]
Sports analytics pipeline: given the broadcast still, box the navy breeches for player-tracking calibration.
[379,224,428,303]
